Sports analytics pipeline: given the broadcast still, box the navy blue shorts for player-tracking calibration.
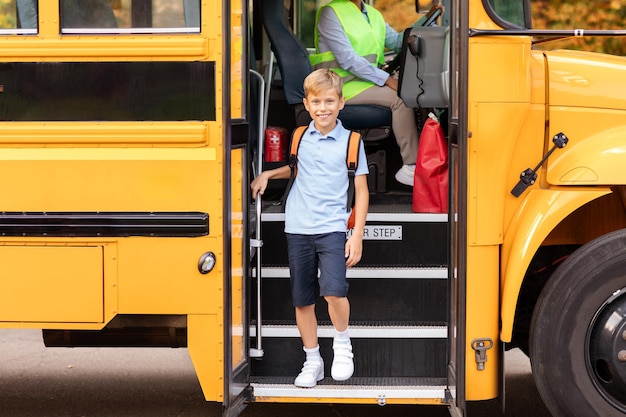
[286,232,349,307]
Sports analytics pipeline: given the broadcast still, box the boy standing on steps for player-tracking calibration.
[250,69,369,387]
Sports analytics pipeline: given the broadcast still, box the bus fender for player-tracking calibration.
[499,187,610,342]
[547,125,626,185]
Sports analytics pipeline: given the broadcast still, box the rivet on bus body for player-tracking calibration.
[198,251,216,274]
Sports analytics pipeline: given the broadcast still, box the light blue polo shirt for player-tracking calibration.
[284,120,368,235]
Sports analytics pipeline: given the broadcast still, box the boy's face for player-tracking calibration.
[303,88,345,135]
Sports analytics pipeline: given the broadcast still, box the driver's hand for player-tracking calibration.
[384,76,398,92]
[427,0,445,17]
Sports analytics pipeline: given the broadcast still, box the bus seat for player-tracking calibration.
[259,0,392,143]
[398,26,449,109]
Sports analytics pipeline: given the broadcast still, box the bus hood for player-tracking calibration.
[545,50,626,111]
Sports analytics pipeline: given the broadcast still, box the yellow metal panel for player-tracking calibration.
[0,0,225,63]
[545,51,626,111]
[37,0,60,37]
[0,147,219,212]
[501,105,546,236]
[465,245,499,400]
[499,187,610,342]
[546,113,626,185]
[467,102,531,245]
[468,0,502,30]
[0,36,209,62]
[0,245,103,323]
[188,314,223,401]
[0,122,209,146]
[116,237,222,314]
[467,35,533,246]
[469,37,532,104]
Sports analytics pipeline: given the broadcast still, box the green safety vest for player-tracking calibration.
[310,0,386,101]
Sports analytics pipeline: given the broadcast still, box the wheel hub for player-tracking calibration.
[588,287,626,410]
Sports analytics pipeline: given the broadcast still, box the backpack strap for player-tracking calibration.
[279,126,307,209]
[346,131,362,212]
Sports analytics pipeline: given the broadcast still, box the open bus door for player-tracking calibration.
[223,138,251,417]
[223,0,251,415]
[446,0,467,414]
[447,131,466,417]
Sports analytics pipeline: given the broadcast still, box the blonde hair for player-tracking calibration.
[303,69,343,98]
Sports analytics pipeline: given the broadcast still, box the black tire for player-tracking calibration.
[530,229,626,417]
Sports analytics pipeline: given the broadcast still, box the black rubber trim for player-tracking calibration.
[0,212,209,237]
[0,62,216,122]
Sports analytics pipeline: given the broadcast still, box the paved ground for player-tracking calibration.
[0,329,552,417]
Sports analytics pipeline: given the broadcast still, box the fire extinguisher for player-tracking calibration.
[264,127,287,162]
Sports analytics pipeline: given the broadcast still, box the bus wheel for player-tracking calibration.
[530,229,626,417]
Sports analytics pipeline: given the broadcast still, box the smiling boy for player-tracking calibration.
[251,69,369,387]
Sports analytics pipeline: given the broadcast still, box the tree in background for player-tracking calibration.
[379,0,625,56]
[0,0,17,29]
[531,0,623,55]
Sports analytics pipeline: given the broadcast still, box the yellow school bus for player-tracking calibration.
[0,1,625,416]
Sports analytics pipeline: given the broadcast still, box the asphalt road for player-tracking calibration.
[0,329,552,417]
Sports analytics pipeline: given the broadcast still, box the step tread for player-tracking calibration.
[251,376,447,400]
[249,322,447,338]
[255,266,448,279]
[259,211,447,222]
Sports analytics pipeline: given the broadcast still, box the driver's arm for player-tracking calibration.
[384,23,403,53]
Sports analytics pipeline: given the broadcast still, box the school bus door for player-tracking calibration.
[442,0,466,414]
[223,0,251,415]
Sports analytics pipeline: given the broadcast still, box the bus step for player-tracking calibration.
[250,336,447,378]
[249,323,446,338]
[259,212,448,267]
[254,266,447,279]
[252,275,448,323]
[250,376,447,403]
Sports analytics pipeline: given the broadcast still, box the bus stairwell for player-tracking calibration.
[250,189,450,404]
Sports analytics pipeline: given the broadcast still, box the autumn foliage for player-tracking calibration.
[531,0,625,55]
[376,0,625,56]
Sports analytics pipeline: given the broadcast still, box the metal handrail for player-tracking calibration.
[249,69,266,358]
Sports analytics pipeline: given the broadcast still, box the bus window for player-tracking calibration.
[2,0,37,33]
[60,0,200,34]
[61,0,118,29]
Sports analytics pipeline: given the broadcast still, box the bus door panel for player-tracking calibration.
[223,145,250,417]
[446,0,466,414]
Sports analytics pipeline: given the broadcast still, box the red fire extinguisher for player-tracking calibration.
[264,127,287,162]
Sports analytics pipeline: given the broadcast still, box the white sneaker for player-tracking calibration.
[331,341,354,381]
[294,359,324,388]
[395,164,415,186]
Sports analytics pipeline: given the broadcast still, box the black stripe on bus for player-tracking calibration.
[0,212,208,237]
[0,62,216,122]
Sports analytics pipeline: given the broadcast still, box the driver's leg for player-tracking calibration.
[348,85,419,186]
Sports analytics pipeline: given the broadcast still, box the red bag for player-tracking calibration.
[412,115,448,213]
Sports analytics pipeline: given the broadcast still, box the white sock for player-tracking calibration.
[303,345,322,362]
[334,328,351,345]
